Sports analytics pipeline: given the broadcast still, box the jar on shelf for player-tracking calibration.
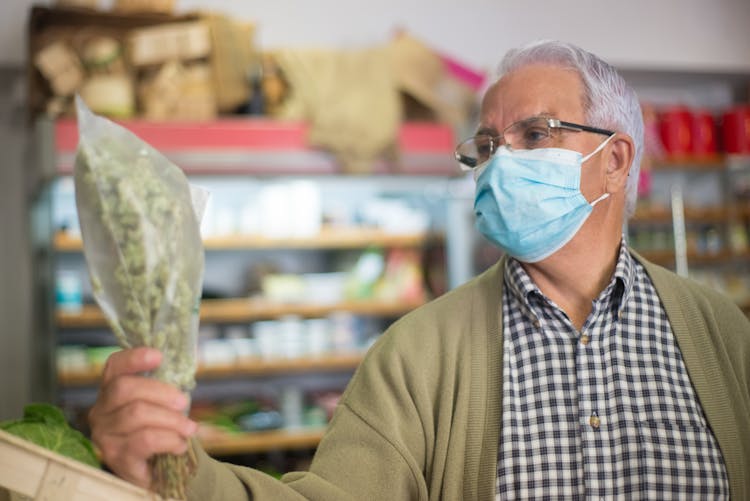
[721,105,750,154]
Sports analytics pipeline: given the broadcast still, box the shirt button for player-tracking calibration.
[533,320,540,328]
[589,412,601,429]
[580,334,591,345]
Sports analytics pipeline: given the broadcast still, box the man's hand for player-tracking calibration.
[88,347,198,488]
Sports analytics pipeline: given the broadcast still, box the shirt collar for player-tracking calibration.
[503,238,636,322]
[607,239,636,315]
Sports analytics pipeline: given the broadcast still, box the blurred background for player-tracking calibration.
[1,0,749,478]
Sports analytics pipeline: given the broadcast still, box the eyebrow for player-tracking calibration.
[476,112,556,136]
[476,126,498,136]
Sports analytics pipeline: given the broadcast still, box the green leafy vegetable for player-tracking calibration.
[0,403,100,468]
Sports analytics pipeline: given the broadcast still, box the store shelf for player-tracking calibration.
[53,118,458,176]
[56,297,426,328]
[652,155,727,171]
[58,353,365,387]
[41,115,457,463]
[199,428,326,456]
[53,228,443,252]
[636,249,747,266]
[631,206,733,224]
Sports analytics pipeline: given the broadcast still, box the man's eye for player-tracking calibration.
[522,126,549,145]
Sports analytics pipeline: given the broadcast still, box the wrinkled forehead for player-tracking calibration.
[480,64,587,129]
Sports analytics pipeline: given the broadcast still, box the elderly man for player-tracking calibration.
[90,40,750,500]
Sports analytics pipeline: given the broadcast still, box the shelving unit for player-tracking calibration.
[629,151,750,313]
[37,116,463,460]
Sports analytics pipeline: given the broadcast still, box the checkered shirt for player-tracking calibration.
[496,243,729,499]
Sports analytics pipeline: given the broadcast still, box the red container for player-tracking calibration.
[659,106,693,157]
[721,105,750,154]
[690,109,717,156]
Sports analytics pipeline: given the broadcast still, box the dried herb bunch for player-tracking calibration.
[74,97,205,500]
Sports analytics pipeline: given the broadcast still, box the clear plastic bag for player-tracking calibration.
[73,96,207,499]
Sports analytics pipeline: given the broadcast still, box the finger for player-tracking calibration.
[99,429,190,488]
[101,347,162,384]
[95,375,189,414]
[119,454,151,489]
[98,400,197,438]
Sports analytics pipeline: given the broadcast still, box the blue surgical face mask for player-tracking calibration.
[473,135,614,263]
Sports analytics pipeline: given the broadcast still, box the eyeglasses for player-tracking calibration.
[455,116,615,170]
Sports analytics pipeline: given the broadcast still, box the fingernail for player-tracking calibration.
[143,349,161,365]
[174,393,188,410]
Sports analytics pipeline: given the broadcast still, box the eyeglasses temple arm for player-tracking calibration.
[455,153,478,169]
[557,120,615,136]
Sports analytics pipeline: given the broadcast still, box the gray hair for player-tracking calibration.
[496,40,644,219]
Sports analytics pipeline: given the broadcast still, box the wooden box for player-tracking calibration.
[127,21,212,67]
[0,429,161,500]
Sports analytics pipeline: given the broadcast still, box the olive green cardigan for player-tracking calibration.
[188,254,750,500]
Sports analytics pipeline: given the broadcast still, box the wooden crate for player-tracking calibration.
[0,429,161,500]
[27,5,198,118]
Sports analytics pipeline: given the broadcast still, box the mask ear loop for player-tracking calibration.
[590,192,610,207]
[583,133,616,207]
[581,133,616,163]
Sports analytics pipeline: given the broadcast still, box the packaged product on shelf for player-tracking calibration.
[79,73,136,118]
[33,40,85,97]
[138,60,217,121]
[127,21,211,67]
[55,269,83,312]
[80,36,127,76]
[278,316,307,359]
[305,318,332,356]
[200,339,237,367]
[729,223,749,252]
[279,386,304,430]
[73,96,207,500]
[202,14,257,113]
[722,105,750,154]
[254,320,282,360]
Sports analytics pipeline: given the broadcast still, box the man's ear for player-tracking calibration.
[605,134,635,193]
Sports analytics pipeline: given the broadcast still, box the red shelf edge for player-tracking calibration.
[54,119,456,154]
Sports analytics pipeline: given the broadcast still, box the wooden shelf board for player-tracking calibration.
[53,229,443,252]
[56,297,425,328]
[636,249,676,265]
[199,428,326,456]
[652,155,727,170]
[198,353,364,379]
[630,204,750,224]
[635,249,748,266]
[58,353,365,387]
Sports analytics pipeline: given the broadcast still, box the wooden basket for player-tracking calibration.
[0,429,161,500]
